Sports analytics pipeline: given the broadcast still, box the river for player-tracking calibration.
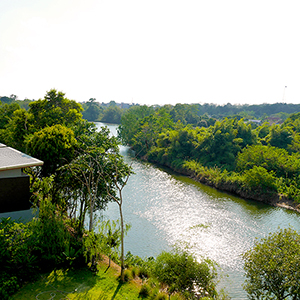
[96,122,300,299]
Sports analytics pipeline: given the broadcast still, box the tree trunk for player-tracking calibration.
[89,194,95,232]
[118,202,125,281]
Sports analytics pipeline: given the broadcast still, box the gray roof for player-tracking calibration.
[0,145,43,171]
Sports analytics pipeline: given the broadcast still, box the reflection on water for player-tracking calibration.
[96,123,300,299]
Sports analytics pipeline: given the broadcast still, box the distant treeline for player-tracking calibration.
[80,100,300,125]
[2,95,300,124]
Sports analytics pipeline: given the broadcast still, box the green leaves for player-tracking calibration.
[26,124,77,176]
[28,89,83,130]
[242,166,277,193]
[243,228,300,299]
[152,248,217,298]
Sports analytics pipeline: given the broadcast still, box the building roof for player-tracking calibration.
[0,144,43,171]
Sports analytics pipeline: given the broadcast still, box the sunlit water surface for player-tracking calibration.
[96,123,300,299]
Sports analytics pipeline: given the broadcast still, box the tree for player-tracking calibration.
[82,98,101,121]
[243,228,300,300]
[118,105,155,145]
[100,153,133,281]
[28,89,83,130]
[3,109,33,153]
[0,102,20,129]
[58,127,120,231]
[267,124,293,149]
[26,124,77,176]
[101,106,123,124]
[63,151,108,232]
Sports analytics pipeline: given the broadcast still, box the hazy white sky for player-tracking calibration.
[0,0,299,105]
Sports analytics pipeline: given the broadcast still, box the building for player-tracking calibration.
[0,143,43,214]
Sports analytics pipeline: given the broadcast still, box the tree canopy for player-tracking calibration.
[243,228,300,300]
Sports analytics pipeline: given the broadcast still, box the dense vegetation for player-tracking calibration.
[0,90,223,299]
[1,91,300,299]
[118,105,300,205]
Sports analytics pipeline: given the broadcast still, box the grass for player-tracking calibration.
[11,260,142,300]
[11,256,185,300]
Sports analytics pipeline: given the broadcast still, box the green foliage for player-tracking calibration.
[82,230,103,268]
[59,128,132,232]
[169,103,200,126]
[242,166,277,194]
[0,218,37,283]
[119,106,300,202]
[101,105,123,124]
[3,109,33,152]
[26,124,77,176]
[0,208,75,299]
[118,105,155,145]
[28,89,83,130]
[155,292,168,300]
[0,102,20,129]
[152,248,217,299]
[0,274,19,300]
[236,145,300,178]
[82,98,102,121]
[266,124,293,149]
[139,283,151,298]
[243,228,300,299]
[97,220,131,261]
[31,198,72,266]
[122,269,131,282]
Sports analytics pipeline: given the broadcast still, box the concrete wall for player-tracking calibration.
[0,169,22,178]
[0,173,31,213]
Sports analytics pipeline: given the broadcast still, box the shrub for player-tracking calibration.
[242,166,277,193]
[139,284,151,298]
[155,292,168,300]
[0,218,37,299]
[152,248,217,299]
[31,198,71,267]
[123,269,131,282]
[131,267,139,278]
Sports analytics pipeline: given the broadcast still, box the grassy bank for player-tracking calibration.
[11,261,142,300]
[11,257,185,300]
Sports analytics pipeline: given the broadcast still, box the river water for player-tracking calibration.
[96,123,300,299]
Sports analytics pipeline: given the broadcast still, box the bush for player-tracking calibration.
[123,269,131,282]
[152,248,217,299]
[242,166,277,193]
[155,293,168,300]
[131,267,139,278]
[0,218,37,299]
[0,274,19,300]
[31,198,72,267]
[139,284,151,298]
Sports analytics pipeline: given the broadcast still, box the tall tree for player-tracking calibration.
[100,153,132,281]
[28,89,83,130]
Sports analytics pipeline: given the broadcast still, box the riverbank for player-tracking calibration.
[143,155,300,214]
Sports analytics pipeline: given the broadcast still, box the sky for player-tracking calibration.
[0,0,299,106]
